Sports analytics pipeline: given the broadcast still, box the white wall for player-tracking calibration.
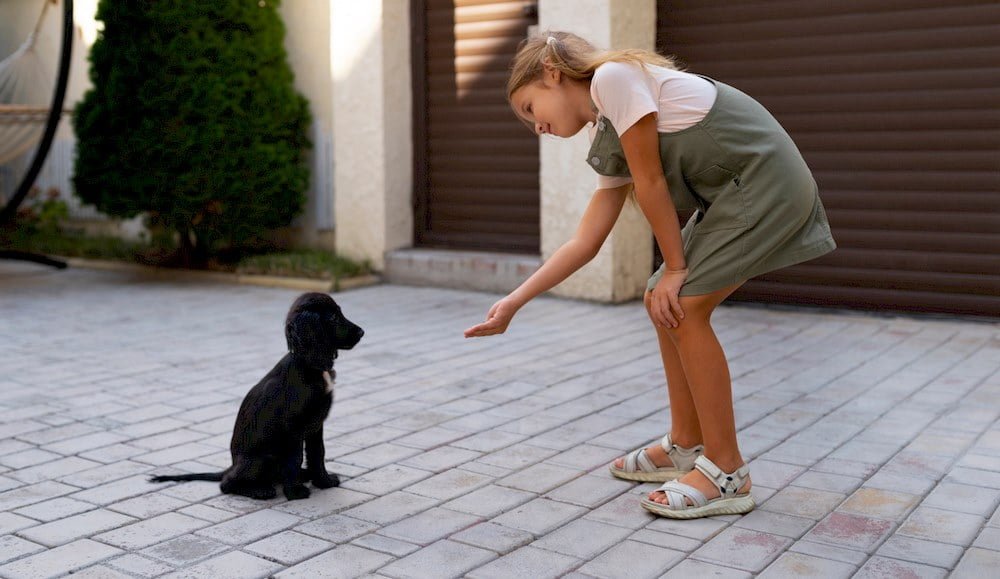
[538,0,656,302]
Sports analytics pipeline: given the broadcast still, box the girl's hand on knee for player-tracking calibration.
[464,297,519,338]
[651,268,687,328]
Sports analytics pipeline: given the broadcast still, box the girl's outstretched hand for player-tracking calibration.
[464,297,519,338]
[650,268,687,328]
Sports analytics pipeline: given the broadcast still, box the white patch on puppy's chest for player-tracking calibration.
[322,370,335,393]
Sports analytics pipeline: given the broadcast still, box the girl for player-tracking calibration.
[464,32,835,519]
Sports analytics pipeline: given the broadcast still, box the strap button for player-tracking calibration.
[590,156,601,166]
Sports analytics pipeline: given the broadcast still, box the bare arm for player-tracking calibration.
[464,186,628,337]
[619,112,687,327]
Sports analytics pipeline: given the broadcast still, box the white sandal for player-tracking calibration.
[608,434,704,482]
[641,455,755,519]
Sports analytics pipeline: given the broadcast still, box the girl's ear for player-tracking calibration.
[540,60,562,84]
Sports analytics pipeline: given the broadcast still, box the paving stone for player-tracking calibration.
[660,559,752,578]
[450,521,534,554]
[17,508,136,547]
[8,457,103,485]
[443,484,535,519]
[951,547,1000,579]
[532,518,633,559]
[343,491,440,526]
[972,526,1000,551]
[159,550,282,579]
[758,551,856,578]
[627,529,703,553]
[578,539,685,579]
[406,468,493,501]
[747,459,807,489]
[863,470,938,496]
[140,534,229,566]
[545,444,623,471]
[0,535,45,565]
[272,487,374,518]
[177,503,238,523]
[497,462,582,494]
[379,507,480,545]
[12,497,96,523]
[0,512,37,535]
[491,497,588,536]
[398,446,481,471]
[352,533,421,557]
[245,530,334,564]
[854,555,947,578]
[107,492,189,518]
[897,506,985,546]
[0,481,79,511]
[196,508,302,545]
[467,546,580,579]
[760,486,846,520]
[877,535,965,569]
[0,539,122,579]
[922,481,1000,517]
[791,470,863,495]
[340,464,433,495]
[802,511,895,553]
[692,527,792,573]
[838,488,920,521]
[94,512,208,550]
[733,509,816,539]
[477,444,560,470]
[544,473,631,508]
[105,554,174,578]
[786,538,877,566]
[378,540,496,579]
[584,493,656,531]
[55,564,133,578]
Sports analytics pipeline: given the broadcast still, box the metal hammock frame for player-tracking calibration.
[0,0,73,268]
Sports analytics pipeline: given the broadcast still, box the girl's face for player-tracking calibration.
[511,65,595,138]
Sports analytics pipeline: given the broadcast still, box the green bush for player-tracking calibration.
[73,0,311,265]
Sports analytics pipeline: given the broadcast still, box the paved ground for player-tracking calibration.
[0,261,998,579]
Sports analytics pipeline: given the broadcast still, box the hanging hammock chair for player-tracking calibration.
[0,0,61,165]
[0,0,73,268]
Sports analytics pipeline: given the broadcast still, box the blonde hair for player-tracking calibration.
[506,31,681,104]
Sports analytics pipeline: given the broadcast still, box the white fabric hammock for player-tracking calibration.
[0,0,57,165]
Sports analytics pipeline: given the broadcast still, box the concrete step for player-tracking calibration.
[384,248,541,294]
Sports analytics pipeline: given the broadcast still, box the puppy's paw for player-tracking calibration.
[311,471,340,489]
[284,483,311,500]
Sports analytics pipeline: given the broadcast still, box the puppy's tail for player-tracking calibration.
[148,472,224,483]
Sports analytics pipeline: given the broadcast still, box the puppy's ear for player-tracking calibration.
[286,310,334,370]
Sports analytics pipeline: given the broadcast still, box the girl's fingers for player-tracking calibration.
[669,295,685,322]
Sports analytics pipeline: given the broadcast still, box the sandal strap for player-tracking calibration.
[694,455,750,497]
[660,434,704,471]
[624,448,658,473]
[655,480,707,510]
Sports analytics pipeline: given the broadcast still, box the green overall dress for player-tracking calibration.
[587,77,837,296]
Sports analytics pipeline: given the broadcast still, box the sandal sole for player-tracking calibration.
[640,494,755,519]
[608,466,689,482]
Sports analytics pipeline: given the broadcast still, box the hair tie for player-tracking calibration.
[546,36,557,47]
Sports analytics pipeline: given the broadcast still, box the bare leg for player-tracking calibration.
[613,291,703,470]
[649,283,751,505]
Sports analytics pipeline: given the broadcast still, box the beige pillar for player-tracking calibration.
[331,0,413,270]
[539,0,655,302]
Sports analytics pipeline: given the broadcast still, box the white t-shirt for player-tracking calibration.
[588,61,717,189]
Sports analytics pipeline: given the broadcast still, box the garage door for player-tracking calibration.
[413,0,540,253]
[657,0,1000,316]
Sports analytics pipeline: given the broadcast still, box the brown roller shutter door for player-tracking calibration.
[657,0,1000,317]
[413,0,540,253]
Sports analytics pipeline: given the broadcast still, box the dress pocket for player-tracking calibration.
[687,165,748,233]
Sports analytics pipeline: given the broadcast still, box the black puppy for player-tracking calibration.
[149,292,363,500]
